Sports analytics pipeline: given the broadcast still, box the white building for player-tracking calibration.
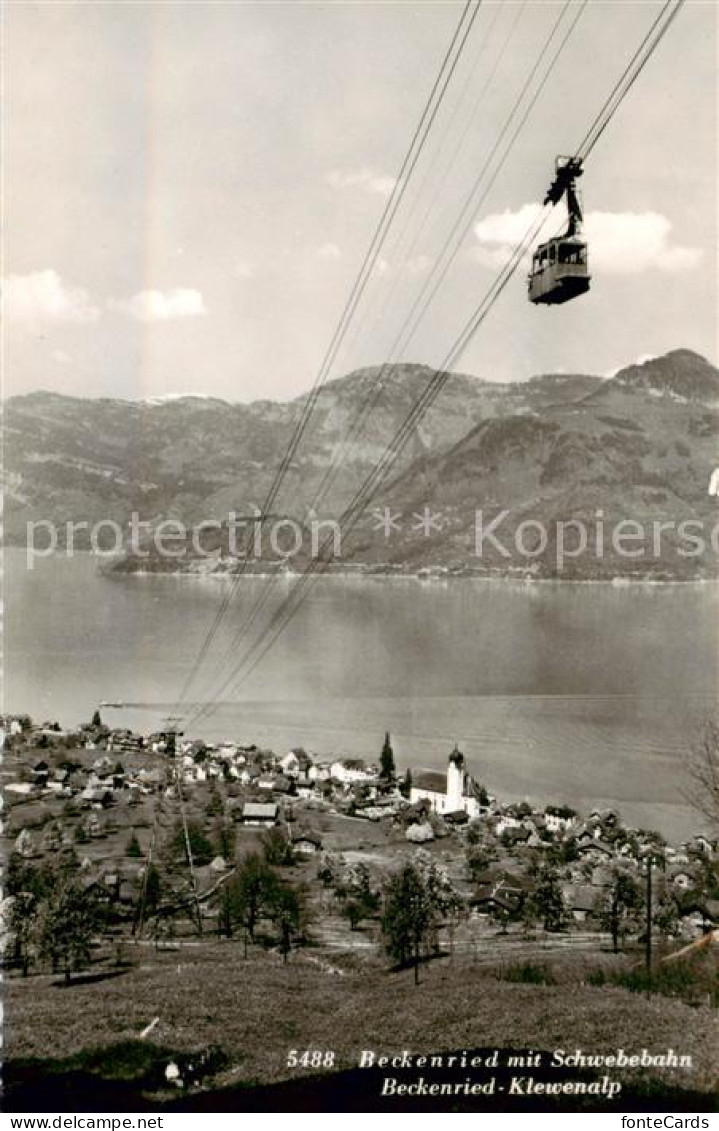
[544,806,577,834]
[330,759,377,784]
[410,746,482,819]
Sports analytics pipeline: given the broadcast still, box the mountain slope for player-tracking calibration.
[7,349,718,579]
[340,350,719,579]
[3,364,601,546]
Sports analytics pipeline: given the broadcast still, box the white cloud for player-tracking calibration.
[474,203,544,248]
[583,211,702,275]
[316,242,341,260]
[3,270,100,326]
[326,168,397,198]
[472,205,702,276]
[116,288,207,322]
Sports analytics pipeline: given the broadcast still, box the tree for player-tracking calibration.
[6,854,54,900]
[168,820,214,868]
[414,850,465,956]
[4,892,41,976]
[231,854,279,944]
[653,890,680,940]
[214,874,236,939]
[317,852,343,888]
[525,866,566,933]
[382,862,437,984]
[340,862,380,930]
[342,898,365,931]
[126,830,143,858]
[261,827,295,866]
[380,733,396,782]
[466,845,494,883]
[205,786,224,818]
[91,709,102,728]
[38,876,105,982]
[594,869,643,952]
[150,911,176,952]
[686,719,719,832]
[43,822,64,853]
[270,881,307,961]
[399,768,412,799]
[215,819,236,862]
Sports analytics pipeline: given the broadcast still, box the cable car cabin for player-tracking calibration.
[528,236,590,306]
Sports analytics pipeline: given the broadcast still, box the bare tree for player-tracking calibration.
[685,719,719,832]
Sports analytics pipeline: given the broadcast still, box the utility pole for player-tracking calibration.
[644,855,653,995]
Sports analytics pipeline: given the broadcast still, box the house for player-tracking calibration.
[293,833,322,855]
[280,749,311,777]
[240,766,262,787]
[5,782,36,797]
[183,762,207,784]
[240,802,278,827]
[307,763,331,783]
[590,865,615,888]
[409,746,482,819]
[561,883,598,923]
[81,786,114,809]
[502,826,531,848]
[577,838,613,863]
[294,774,316,799]
[257,774,291,793]
[330,759,377,785]
[494,814,522,836]
[544,805,577,834]
[472,875,526,919]
[444,809,469,826]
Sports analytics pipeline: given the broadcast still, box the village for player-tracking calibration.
[3,710,718,954]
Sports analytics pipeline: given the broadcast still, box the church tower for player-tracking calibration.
[446,744,465,811]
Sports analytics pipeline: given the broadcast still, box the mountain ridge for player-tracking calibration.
[6,348,719,579]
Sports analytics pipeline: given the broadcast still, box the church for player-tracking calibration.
[409,745,483,819]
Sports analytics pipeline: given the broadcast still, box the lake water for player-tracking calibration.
[5,549,719,839]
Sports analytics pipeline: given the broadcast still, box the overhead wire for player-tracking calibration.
[189,0,687,724]
[339,0,512,361]
[189,204,551,727]
[188,0,585,700]
[174,0,484,709]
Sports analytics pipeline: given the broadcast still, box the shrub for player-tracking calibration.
[585,968,608,987]
[613,961,717,1005]
[501,962,555,986]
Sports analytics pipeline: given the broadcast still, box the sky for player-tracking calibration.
[5,0,717,403]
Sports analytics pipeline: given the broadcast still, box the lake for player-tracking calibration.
[5,549,719,839]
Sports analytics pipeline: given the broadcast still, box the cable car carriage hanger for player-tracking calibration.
[529,156,591,306]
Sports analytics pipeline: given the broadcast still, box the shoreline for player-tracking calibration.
[8,546,719,586]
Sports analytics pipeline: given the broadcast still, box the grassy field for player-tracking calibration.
[5,940,719,1111]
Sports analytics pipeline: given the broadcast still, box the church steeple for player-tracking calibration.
[446,744,465,810]
[448,744,464,768]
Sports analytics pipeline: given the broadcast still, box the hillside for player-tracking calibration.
[338,350,719,580]
[6,364,592,546]
[5,943,718,1111]
[7,348,719,579]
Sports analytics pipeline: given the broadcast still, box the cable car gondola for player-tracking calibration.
[528,156,590,306]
